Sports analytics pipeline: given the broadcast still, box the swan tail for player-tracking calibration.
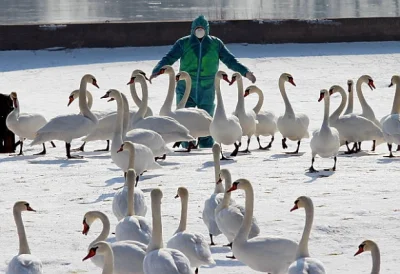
[30,133,48,146]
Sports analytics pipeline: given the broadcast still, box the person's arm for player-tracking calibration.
[218,38,256,83]
[151,39,183,77]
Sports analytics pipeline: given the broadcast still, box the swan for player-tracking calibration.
[83,241,115,274]
[6,201,42,274]
[128,69,154,117]
[215,169,260,258]
[227,180,298,273]
[82,210,147,274]
[128,74,195,144]
[277,73,309,154]
[354,240,380,274]
[100,89,161,177]
[308,89,340,173]
[143,188,193,274]
[209,71,242,160]
[230,72,257,153]
[381,75,400,158]
[125,128,171,160]
[113,141,147,219]
[6,92,55,155]
[328,85,383,154]
[354,75,382,151]
[202,143,235,245]
[115,169,152,244]
[157,66,212,152]
[68,88,114,151]
[167,187,215,274]
[244,85,277,150]
[288,196,326,274]
[30,74,99,158]
[343,80,354,115]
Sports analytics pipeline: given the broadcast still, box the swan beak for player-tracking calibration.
[289,79,296,86]
[117,146,124,153]
[244,90,250,97]
[368,81,376,90]
[216,178,222,184]
[107,98,115,102]
[226,185,237,192]
[229,77,237,86]
[82,221,90,235]
[100,94,109,99]
[318,93,324,102]
[174,194,179,199]
[92,80,100,89]
[127,77,135,85]
[82,248,97,261]
[12,98,19,108]
[389,83,393,88]
[354,247,364,256]
[175,75,180,82]
[290,204,298,212]
[67,96,74,106]
[26,206,36,212]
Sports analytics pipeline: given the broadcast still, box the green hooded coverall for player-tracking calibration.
[152,15,250,148]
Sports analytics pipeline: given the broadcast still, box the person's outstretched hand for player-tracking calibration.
[245,72,256,83]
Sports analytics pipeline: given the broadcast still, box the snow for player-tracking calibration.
[1,41,400,273]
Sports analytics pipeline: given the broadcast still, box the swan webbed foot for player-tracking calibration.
[67,154,83,159]
[260,136,274,150]
[308,166,318,173]
[220,154,233,161]
[384,143,395,158]
[396,144,400,151]
[230,142,240,156]
[50,141,56,148]
[155,154,167,161]
[239,148,250,153]
[195,267,199,274]
[281,137,288,149]
[223,242,233,248]
[71,142,85,152]
[94,140,110,152]
[226,254,236,259]
[34,144,46,155]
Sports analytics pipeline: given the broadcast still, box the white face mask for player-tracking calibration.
[195,28,205,39]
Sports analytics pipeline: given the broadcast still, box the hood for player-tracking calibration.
[191,15,210,36]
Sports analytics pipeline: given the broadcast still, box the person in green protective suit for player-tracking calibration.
[150,15,256,148]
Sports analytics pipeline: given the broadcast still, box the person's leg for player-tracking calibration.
[197,103,215,148]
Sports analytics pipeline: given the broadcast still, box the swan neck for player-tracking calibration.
[252,89,264,114]
[160,70,176,115]
[121,93,130,136]
[215,77,227,119]
[133,77,148,124]
[235,183,254,242]
[176,194,188,233]
[112,92,124,145]
[329,87,347,121]
[147,197,163,252]
[236,76,245,108]
[130,81,142,107]
[370,244,381,274]
[86,90,94,110]
[212,149,223,193]
[127,147,135,171]
[322,93,330,128]
[344,85,353,114]
[90,212,111,247]
[177,75,192,109]
[279,79,294,115]
[356,78,372,113]
[222,174,232,207]
[8,100,19,119]
[296,201,313,259]
[102,244,114,274]
[79,79,96,122]
[127,172,136,216]
[391,82,400,114]
[14,208,31,255]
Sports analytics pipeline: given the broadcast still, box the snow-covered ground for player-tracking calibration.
[1,41,399,273]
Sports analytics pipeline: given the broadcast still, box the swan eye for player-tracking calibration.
[359,244,365,249]
[294,200,299,204]
[139,71,146,76]
[24,203,29,208]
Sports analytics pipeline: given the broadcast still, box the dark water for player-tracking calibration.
[1,0,400,25]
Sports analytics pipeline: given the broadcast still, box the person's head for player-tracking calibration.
[191,15,209,39]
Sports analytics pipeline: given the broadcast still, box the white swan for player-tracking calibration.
[100,89,161,177]
[209,71,242,160]
[202,143,235,245]
[308,89,340,172]
[288,196,326,274]
[244,85,277,150]
[354,240,380,274]
[6,92,55,155]
[125,128,171,160]
[30,74,99,158]
[354,75,382,151]
[128,69,154,117]
[115,169,152,244]
[167,187,215,273]
[328,85,383,154]
[381,75,400,157]
[157,66,212,151]
[215,169,260,257]
[143,188,193,274]
[277,73,309,154]
[230,72,257,153]
[68,88,114,151]
[113,141,147,219]
[128,74,195,144]
[82,210,147,274]
[343,80,354,115]
[83,241,115,274]
[6,201,42,274]
[227,179,298,273]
